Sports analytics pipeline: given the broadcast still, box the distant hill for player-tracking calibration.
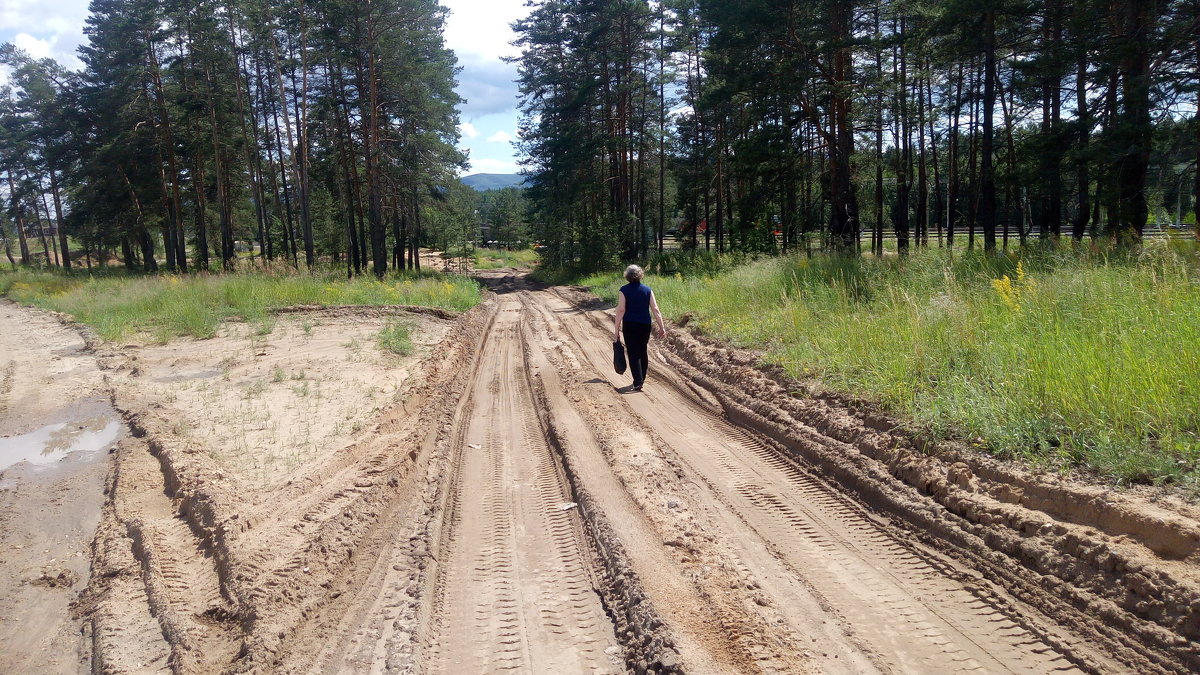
[461,173,525,191]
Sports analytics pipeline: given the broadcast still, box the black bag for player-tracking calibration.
[613,341,627,375]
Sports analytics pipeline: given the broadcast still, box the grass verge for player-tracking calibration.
[474,247,539,270]
[0,267,481,342]
[577,241,1200,489]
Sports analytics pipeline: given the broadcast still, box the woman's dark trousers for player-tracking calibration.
[623,322,652,387]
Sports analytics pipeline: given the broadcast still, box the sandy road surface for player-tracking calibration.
[423,294,621,672]
[0,301,117,675]
[494,278,1101,673]
[281,273,1191,674]
[8,270,1194,674]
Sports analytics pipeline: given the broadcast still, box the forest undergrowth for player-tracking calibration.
[577,241,1200,490]
[0,266,481,342]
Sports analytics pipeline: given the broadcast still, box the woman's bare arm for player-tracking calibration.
[649,291,666,338]
[613,291,626,341]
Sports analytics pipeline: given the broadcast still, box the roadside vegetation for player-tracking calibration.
[0,268,480,342]
[473,247,539,270]
[579,242,1200,489]
[377,319,415,356]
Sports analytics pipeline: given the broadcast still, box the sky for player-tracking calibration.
[0,0,529,176]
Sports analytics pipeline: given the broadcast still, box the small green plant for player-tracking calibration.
[272,367,285,383]
[245,379,266,399]
[377,319,414,356]
[301,320,314,336]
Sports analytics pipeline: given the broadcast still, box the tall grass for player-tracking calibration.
[0,267,481,342]
[581,241,1200,488]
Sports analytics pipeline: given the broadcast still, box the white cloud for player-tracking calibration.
[486,130,512,144]
[441,0,528,60]
[668,104,695,118]
[455,51,519,120]
[468,157,520,175]
[458,121,479,139]
[13,32,53,59]
[0,0,89,69]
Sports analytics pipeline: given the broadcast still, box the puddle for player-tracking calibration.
[0,414,122,472]
[153,369,221,384]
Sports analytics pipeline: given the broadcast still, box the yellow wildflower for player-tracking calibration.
[992,275,1020,312]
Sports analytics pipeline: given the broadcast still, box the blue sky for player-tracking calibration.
[0,0,528,176]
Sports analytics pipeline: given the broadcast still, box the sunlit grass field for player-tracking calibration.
[0,266,481,342]
[473,247,539,270]
[579,242,1200,489]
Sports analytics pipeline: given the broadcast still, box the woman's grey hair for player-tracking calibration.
[624,264,645,282]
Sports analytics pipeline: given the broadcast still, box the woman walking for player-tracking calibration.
[613,265,666,392]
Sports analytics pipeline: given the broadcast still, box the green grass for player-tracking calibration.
[578,241,1200,489]
[0,267,481,342]
[474,247,539,270]
[377,319,414,356]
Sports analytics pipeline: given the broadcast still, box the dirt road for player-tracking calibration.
[0,301,117,674]
[7,272,1198,673]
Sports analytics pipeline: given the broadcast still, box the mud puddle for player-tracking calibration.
[0,400,123,674]
[0,301,120,674]
[0,402,121,475]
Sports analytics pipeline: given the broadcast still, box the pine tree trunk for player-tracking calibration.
[715,121,724,254]
[1048,3,1063,238]
[202,57,234,271]
[360,3,387,279]
[916,72,929,248]
[49,170,70,270]
[1194,34,1199,240]
[827,0,859,251]
[926,70,944,247]
[894,18,911,254]
[657,4,666,254]
[1074,45,1091,240]
[268,82,299,266]
[146,39,187,272]
[967,61,979,250]
[948,64,963,247]
[1113,0,1154,238]
[997,63,1022,246]
[981,9,998,252]
[226,6,267,262]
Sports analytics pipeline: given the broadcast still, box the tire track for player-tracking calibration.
[424,296,621,673]
[523,288,862,673]
[537,287,1104,674]
[116,437,243,672]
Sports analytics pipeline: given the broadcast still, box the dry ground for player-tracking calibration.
[1,269,1199,674]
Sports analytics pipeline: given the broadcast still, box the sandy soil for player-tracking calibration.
[105,307,454,491]
[5,269,1200,674]
[0,301,116,675]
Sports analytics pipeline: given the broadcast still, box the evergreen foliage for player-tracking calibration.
[1,0,464,277]
[513,0,1200,267]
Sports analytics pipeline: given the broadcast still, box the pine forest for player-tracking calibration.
[1,0,1197,273]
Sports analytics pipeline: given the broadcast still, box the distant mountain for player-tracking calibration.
[461,173,525,191]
